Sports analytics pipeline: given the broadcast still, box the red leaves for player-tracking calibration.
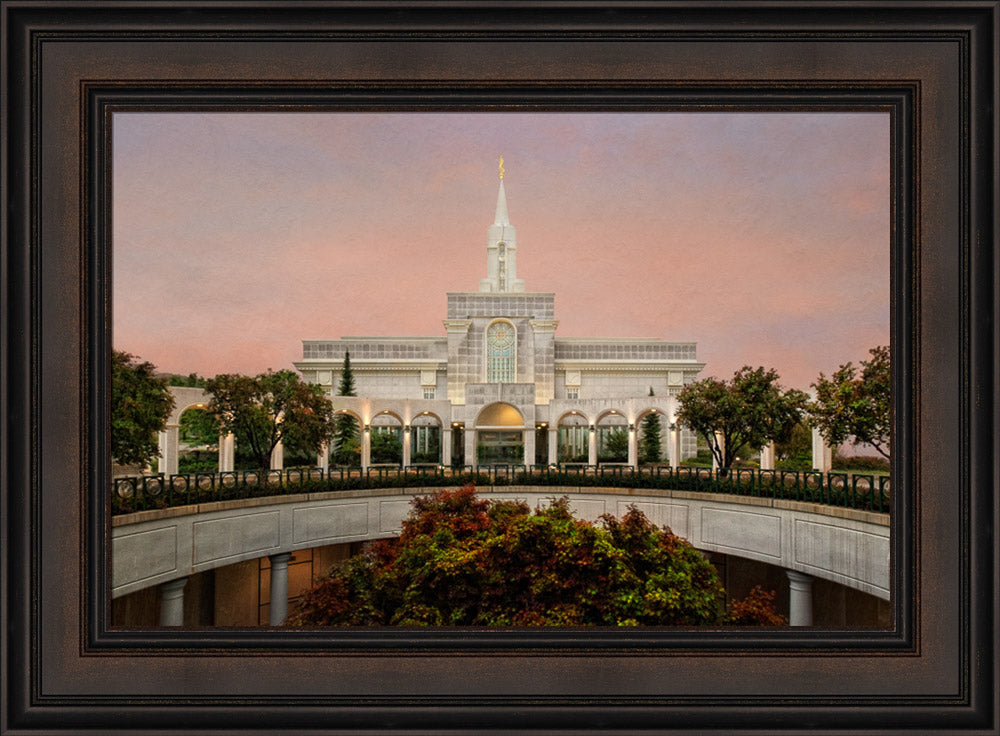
[289,488,736,628]
[725,585,787,626]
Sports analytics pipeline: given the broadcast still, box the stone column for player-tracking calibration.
[811,428,833,472]
[547,427,558,465]
[588,427,597,466]
[522,428,535,467]
[402,428,412,467]
[268,552,293,626]
[627,426,638,467]
[441,428,452,466]
[786,570,814,626]
[158,577,188,627]
[269,440,283,470]
[218,432,235,472]
[443,319,472,404]
[465,428,476,468]
[760,441,776,471]
[361,429,371,471]
[158,425,180,476]
[317,442,329,472]
[670,424,681,469]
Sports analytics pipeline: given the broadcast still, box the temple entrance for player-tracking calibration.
[475,402,525,466]
[476,430,523,465]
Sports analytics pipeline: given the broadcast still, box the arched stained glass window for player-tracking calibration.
[486,321,516,382]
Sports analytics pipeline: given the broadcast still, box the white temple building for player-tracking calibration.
[293,164,705,469]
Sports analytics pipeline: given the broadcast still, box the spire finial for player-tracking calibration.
[498,155,505,180]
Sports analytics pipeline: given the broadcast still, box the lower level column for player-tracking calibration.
[269,552,293,626]
[159,577,188,627]
[547,427,558,465]
[786,569,814,626]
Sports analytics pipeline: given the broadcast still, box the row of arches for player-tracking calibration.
[322,402,678,469]
[153,389,680,475]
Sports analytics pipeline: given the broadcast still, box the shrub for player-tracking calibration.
[724,585,788,626]
[832,454,890,473]
[288,485,737,627]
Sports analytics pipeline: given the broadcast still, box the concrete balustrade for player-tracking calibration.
[113,486,890,605]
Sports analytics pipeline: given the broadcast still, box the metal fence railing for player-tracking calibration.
[111,465,891,517]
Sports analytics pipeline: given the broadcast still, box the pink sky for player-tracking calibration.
[113,112,889,391]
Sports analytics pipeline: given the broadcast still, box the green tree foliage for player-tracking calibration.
[810,345,891,460]
[676,366,808,470]
[369,430,402,465]
[331,351,359,466]
[598,428,629,463]
[411,430,440,464]
[178,407,219,447]
[111,350,175,467]
[639,388,663,465]
[774,420,812,470]
[166,372,209,388]
[288,486,784,627]
[206,370,334,470]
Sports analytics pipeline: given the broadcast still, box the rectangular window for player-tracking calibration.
[567,388,579,399]
[423,388,435,399]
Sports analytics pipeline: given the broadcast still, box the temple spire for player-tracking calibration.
[493,179,510,226]
[479,160,524,293]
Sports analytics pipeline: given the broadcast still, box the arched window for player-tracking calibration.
[486,320,516,382]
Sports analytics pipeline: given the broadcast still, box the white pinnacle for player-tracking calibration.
[493,180,510,226]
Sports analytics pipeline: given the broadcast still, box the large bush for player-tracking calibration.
[288,485,784,627]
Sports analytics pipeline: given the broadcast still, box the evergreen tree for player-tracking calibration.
[639,387,663,465]
[331,351,360,465]
[337,350,356,396]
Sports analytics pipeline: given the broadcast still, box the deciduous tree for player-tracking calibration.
[288,485,784,627]
[179,407,219,447]
[206,370,334,471]
[676,366,808,470]
[810,345,891,460]
[111,350,175,467]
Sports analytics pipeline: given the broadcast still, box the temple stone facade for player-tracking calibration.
[294,168,704,469]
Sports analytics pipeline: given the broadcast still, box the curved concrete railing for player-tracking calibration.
[112,486,890,601]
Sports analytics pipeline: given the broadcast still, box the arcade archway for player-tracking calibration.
[474,402,525,465]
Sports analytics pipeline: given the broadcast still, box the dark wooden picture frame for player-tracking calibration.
[2,3,996,733]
